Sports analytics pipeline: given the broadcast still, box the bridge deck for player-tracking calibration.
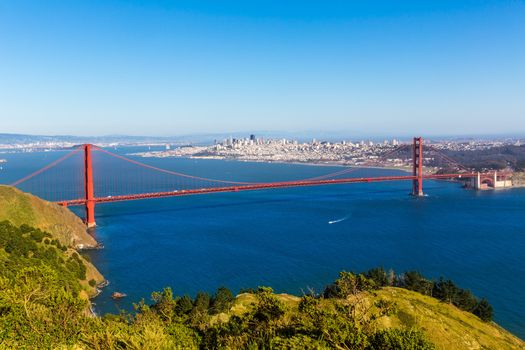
[58,173,477,206]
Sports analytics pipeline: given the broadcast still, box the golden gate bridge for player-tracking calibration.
[9,137,503,228]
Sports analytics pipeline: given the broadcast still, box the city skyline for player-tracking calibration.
[1,0,524,136]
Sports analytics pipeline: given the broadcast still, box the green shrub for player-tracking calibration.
[369,328,436,350]
[29,229,48,242]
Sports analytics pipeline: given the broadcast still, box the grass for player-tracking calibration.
[0,185,97,248]
[221,288,525,350]
[0,185,104,295]
[372,287,525,350]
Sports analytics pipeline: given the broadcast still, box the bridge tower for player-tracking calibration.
[412,137,424,196]
[84,144,96,228]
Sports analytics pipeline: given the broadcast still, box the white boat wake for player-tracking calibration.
[328,215,350,224]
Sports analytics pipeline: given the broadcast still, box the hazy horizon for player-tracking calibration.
[1,130,525,142]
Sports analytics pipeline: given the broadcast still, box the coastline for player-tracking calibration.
[131,153,525,189]
[222,157,413,173]
[129,152,414,174]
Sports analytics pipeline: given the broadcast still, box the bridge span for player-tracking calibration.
[9,137,505,227]
[58,172,477,207]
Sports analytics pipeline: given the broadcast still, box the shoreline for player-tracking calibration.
[129,152,414,173]
[131,153,525,189]
[221,157,413,173]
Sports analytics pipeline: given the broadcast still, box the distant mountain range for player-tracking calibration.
[0,131,382,145]
[0,133,178,145]
[1,131,523,146]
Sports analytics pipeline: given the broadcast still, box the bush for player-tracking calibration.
[239,287,257,294]
[327,271,377,298]
[369,328,436,350]
[81,253,92,262]
[252,287,286,323]
[322,282,340,298]
[29,229,48,242]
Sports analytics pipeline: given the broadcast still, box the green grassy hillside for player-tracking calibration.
[373,287,524,350]
[1,186,523,349]
[221,288,524,350]
[0,186,104,296]
[0,185,97,248]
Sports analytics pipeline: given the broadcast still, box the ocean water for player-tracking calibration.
[1,148,524,339]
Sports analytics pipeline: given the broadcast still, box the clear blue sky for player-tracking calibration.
[1,0,524,137]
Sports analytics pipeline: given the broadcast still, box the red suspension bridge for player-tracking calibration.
[9,137,503,227]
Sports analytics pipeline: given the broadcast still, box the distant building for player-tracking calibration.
[250,134,256,141]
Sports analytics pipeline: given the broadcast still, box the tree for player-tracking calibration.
[401,271,433,295]
[432,278,457,304]
[334,271,376,298]
[387,269,397,286]
[365,267,388,287]
[193,292,211,313]
[323,283,340,298]
[211,287,234,314]
[453,289,478,312]
[473,299,493,322]
[175,295,193,316]
[151,287,176,322]
[189,292,211,328]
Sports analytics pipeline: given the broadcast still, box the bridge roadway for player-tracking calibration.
[58,172,477,207]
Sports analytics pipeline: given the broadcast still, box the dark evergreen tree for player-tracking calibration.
[453,289,478,312]
[211,287,234,314]
[175,295,194,315]
[193,291,211,313]
[365,267,388,287]
[473,298,493,322]
[432,278,458,304]
[323,282,340,298]
[400,271,433,295]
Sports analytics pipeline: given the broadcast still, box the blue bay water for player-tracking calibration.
[1,147,524,339]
